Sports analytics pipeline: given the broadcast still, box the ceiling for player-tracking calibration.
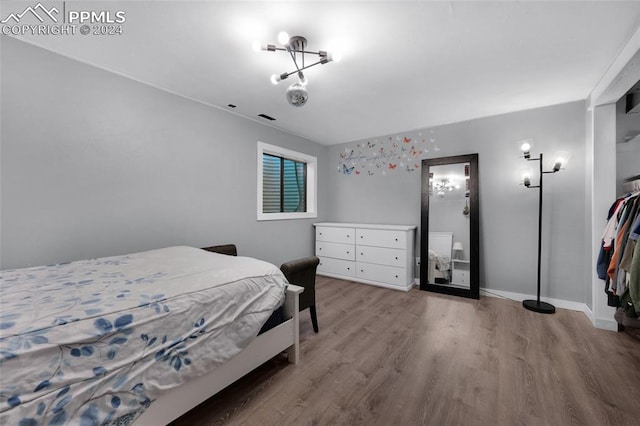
[5,0,640,145]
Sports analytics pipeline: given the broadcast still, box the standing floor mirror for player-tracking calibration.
[420,154,479,299]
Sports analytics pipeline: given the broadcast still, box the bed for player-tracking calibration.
[428,232,452,283]
[0,245,303,425]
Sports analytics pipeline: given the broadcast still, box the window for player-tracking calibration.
[262,154,307,213]
[257,142,317,221]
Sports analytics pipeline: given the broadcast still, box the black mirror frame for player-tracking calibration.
[420,153,479,299]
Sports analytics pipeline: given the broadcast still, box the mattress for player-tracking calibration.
[0,246,287,425]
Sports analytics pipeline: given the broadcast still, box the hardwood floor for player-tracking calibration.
[171,276,640,426]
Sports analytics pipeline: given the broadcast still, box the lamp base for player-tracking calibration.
[522,299,556,314]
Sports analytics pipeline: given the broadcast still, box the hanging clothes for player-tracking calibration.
[621,213,640,317]
[609,196,640,295]
[598,196,627,306]
[598,191,640,320]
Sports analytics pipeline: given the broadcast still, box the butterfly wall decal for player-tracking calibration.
[342,164,355,175]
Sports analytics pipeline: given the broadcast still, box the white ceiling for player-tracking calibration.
[6,0,640,145]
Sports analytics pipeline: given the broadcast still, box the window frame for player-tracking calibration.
[257,141,317,221]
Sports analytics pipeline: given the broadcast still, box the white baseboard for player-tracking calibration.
[583,304,595,324]
[581,305,619,331]
[594,317,619,331]
[480,288,586,312]
[482,288,621,331]
[413,280,617,331]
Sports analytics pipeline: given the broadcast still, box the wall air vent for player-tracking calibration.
[258,114,276,121]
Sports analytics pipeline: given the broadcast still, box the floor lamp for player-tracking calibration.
[519,141,569,314]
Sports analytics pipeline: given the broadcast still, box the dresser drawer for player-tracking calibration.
[356,245,406,268]
[318,257,356,277]
[452,269,470,285]
[356,228,407,249]
[316,226,355,244]
[316,241,355,261]
[356,262,407,287]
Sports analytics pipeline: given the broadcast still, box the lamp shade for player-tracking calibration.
[519,139,533,159]
[550,151,570,172]
[519,139,533,152]
[520,165,533,186]
[453,242,464,251]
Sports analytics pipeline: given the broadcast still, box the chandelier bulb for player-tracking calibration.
[277,31,290,45]
[270,74,280,85]
[298,71,308,86]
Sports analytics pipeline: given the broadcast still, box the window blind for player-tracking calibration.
[262,153,307,213]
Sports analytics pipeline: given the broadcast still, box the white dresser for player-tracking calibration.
[451,259,471,286]
[314,222,417,291]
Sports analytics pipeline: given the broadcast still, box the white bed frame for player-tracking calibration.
[429,232,453,258]
[428,232,453,281]
[136,284,304,424]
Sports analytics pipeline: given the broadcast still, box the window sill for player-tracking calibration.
[257,211,318,221]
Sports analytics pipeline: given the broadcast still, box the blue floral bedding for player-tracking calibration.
[0,246,287,425]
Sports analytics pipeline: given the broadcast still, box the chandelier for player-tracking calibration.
[433,178,458,192]
[431,178,460,198]
[254,32,335,107]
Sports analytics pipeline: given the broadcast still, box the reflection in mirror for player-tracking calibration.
[427,163,470,289]
[420,154,479,299]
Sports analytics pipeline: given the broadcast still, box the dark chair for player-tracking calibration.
[201,244,237,257]
[280,256,320,333]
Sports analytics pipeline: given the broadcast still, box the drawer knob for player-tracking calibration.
[361,252,364,256]
[395,238,398,242]
[319,248,322,250]
[395,275,399,278]
[347,267,350,270]
[395,256,398,260]
[360,235,363,238]
[346,251,350,254]
[347,234,350,238]
[361,269,364,272]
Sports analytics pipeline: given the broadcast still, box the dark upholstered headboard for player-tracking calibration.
[201,244,237,256]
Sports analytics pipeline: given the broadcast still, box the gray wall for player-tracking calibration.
[591,104,618,327]
[327,101,588,303]
[1,37,328,269]
[615,96,640,196]
[430,198,470,261]
[1,37,591,305]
